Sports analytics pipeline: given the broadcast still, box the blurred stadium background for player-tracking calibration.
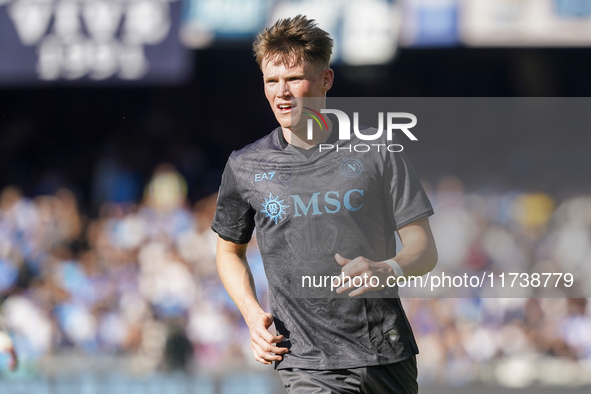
[1,0,591,392]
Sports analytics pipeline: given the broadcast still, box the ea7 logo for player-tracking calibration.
[255,172,275,182]
[307,110,417,141]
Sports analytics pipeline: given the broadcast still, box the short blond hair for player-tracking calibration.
[253,15,333,69]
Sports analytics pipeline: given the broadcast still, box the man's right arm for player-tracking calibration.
[216,236,288,365]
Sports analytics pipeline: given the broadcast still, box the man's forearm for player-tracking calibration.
[392,217,438,278]
[216,240,265,326]
[216,237,288,364]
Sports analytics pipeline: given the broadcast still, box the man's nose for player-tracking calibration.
[277,80,290,97]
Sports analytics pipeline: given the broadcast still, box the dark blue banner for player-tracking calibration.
[0,0,192,86]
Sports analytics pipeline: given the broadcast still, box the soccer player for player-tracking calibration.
[212,15,437,393]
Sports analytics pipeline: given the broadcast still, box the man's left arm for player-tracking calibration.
[335,216,437,297]
[388,216,437,277]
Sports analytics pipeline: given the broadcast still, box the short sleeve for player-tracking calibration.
[211,159,255,244]
[382,145,434,230]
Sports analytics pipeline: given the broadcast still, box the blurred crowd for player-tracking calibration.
[0,168,590,386]
[407,177,591,386]
[0,165,268,375]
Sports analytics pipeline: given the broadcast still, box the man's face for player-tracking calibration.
[262,58,333,131]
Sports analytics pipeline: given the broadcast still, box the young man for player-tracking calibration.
[212,15,437,393]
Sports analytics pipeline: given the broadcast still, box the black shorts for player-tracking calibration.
[277,356,418,394]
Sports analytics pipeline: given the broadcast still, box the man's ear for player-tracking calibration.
[322,68,334,92]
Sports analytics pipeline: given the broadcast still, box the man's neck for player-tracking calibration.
[282,117,333,150]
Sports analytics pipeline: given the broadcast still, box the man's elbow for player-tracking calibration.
[425,241,438,273]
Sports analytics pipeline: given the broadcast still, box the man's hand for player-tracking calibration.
[333,217,438,297]
[247,312,289,365]
[334,254,394,297]
[217,237,288,365]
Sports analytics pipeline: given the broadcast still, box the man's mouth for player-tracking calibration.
[277,103,292,112]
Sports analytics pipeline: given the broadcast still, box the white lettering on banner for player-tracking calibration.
[7,0,53,45]
[268,0,340,61]
[4,0,176,80]
[82,1,123,41]
[123,1,171,45]
[266,0,400,65]
[341,0,400,65]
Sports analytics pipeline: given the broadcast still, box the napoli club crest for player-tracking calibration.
[341,159,362,177]
[261,192,289,224]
